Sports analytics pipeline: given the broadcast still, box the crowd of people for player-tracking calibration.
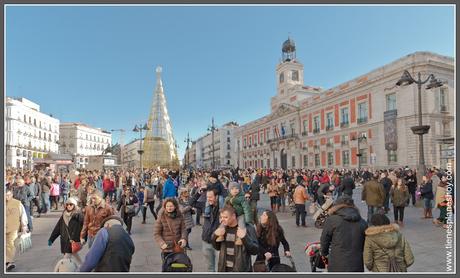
[4,165,455,272]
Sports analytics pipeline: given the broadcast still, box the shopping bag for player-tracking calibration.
[14,232,32,255]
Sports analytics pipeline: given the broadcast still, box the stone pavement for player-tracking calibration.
[11,188,452,272]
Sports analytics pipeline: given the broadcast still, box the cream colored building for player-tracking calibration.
[59,122,112,169]
[234,38,454,170]
[5,97,60,169]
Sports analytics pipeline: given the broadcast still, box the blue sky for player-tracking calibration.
[6,5,455,160]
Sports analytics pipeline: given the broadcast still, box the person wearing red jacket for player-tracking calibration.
[102,175,115,202]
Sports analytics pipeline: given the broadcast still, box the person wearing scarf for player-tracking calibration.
[48,197,84,265]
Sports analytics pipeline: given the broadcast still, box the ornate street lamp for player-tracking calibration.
[396,70,444,180]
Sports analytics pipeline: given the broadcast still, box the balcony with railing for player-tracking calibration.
[266,134,299,144]
[357,117,368,124]
[341,141,349,146]
[326,125,334,131]
[301,131,308,136]
[326,142,334,148]
[313,128,320,134]
[340,122,349,128]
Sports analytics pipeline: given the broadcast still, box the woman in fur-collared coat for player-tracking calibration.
[363,214,414,272]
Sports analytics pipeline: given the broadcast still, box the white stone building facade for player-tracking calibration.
[5,97,60,169]
[59,123,112,169]
[192,122,239,169]
[234,39,454,170]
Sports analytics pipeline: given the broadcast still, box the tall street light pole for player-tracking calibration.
[396,70,443,180]
[184,133,191,170]
[208,117,218,170]
[133,123,149,172]
[352,134,367,171]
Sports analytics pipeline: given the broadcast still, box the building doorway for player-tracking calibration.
[281,149,287,170]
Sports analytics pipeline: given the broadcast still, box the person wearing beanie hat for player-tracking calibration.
[363,214,414,272]
[79,214,135,272]
[48,195,85,266]
[216,182,253,245]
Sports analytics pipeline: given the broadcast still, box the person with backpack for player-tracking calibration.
[363,214,414,272]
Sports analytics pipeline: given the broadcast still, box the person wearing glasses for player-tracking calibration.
[48,197,84,265]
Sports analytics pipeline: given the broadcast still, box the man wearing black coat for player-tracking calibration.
[404,171,418,206]
[194,189,221,272]
[320,196,368,272]
[340,172,356,198]
[380,172,393,213]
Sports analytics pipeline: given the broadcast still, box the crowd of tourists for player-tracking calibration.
[4,165,454,272]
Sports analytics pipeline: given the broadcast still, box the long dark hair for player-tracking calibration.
[256,210,284,246]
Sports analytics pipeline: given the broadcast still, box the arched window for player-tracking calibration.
[16,149,21,156]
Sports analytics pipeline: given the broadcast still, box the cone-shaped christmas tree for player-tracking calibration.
[143,66,179,169]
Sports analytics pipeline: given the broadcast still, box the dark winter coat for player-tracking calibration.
[117,194,139,218]
[420,181,434,200]
[341,176,355,196]
[363,224,414,272]
[405,175,417,193]
[320,204,368,272]
[256,226,290,267]
[201,199,221,244]
[249,180,260,201]
[380,177,393,193]
[49,211,84,254]
[13,185,33,206]
[212,224,259,272]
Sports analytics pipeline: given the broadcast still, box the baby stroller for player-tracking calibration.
[312,196,334,229]
[305,242,327,272]
[253,256,297,272]
[162,252,193,272]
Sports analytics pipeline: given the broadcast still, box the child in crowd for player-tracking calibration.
[216,182,253,245]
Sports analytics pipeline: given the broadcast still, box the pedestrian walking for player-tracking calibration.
[79,216,135,272]
[6,188,29,271]
[48,197,84,265]
[80,192,115,249]
[143,182,158,223]
[153,198,188,261]
[293,178,309,227]
[117,187,138,235]
[362,172,386,223]
[363,214,414,272]
[255,210,291,271]
[320,196,368,272]
[404,171,417,206]
[267,177,279,212]
[212,206,259,272]
[390,178,409,227]
[50,178,61,210]
[178,189,194,250]
[419,175,434,219]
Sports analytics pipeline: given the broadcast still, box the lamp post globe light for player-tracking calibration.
[133,123,149,173]
[396,70,444,181]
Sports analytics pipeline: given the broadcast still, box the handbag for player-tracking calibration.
[14,232,32,255]
[64,224,82,254]
[125,197,135,214]
[165,216,184,253]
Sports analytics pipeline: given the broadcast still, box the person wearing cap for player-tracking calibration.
[363,214,414,272]
[204,171,225,217]
[48,197,84,265]
[79,215,135,272]
[361,172,386,223]
[320,196,368,272]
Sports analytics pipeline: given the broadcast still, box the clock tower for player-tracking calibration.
[276,37,304,96]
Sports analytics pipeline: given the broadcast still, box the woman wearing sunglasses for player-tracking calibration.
[48,197,84,265]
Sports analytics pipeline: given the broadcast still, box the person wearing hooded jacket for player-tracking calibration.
[363,214,414,272]
[320,196,368,272]
[48,197,84,265]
